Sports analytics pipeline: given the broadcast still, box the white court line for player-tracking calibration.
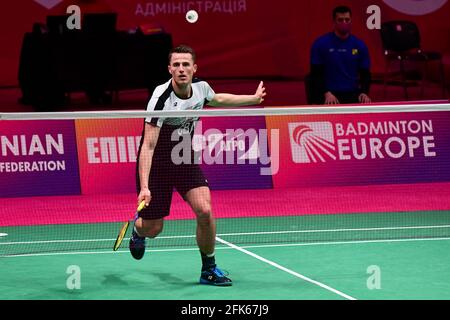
[1,224,449,246]
[216,236,357,300]
[0,234,196,245]
[1,247,201,258]
[236,236,450,248]
[2,236,450,258]
[216,224,450,237]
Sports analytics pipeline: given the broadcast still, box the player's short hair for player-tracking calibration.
[168,45,197,64]
[333,5,352,19]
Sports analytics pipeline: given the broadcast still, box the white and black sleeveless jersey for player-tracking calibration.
[145,78,215,134]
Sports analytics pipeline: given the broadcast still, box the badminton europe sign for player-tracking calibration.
[266,111,450,188]
[289,120,436,163]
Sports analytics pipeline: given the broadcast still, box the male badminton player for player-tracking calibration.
[131,45,266,286]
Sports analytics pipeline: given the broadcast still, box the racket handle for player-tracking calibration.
[137,200,146,212]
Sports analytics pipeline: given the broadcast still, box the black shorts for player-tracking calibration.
[136,162,209,220]
[136,123,209,220]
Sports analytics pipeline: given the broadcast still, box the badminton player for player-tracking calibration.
[131,45,266,286]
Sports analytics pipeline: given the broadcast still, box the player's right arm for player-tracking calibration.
[138,123,160,207]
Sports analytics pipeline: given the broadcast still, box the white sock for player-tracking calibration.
[133,226,143,237]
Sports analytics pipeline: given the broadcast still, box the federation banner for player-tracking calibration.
[75,116,272,195]
[194,116,273,190]
[0,120,81,197]
[2,110,450,198]
[75,118,144,195]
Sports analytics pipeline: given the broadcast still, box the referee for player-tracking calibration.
[131,45,266,286]
[310,5,372,104]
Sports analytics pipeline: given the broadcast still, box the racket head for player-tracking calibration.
[113,221,130,251]
[113,201,146,251]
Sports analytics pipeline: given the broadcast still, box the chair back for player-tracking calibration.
[380,21,421,52]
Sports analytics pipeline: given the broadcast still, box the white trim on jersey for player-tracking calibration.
[145,79,215,128]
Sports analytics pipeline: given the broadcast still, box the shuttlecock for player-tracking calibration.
[186,10,198,23]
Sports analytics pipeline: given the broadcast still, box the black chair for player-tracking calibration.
[82,13,117,35]
[304,73,324,105]
[46,15,71,35]
[380,20,446,100]
[81,13,118,104]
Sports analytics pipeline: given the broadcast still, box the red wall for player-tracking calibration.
[1,0,449,87]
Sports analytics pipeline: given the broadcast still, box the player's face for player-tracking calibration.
[168,53,197,86]
[334,12,352,35]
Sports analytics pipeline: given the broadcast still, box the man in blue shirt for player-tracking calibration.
[310,6,372,104]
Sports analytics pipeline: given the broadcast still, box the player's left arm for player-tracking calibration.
[207,81,266,107]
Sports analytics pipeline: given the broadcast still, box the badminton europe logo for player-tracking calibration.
[289,120,437,163]
[289,122,336,163]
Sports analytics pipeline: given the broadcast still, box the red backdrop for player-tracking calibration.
[1,0,449,87]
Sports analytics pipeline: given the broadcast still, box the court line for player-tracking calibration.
[235,236,450,248]
[3,236,450,258]
[0,235,196,245]
[216,224,450,237]
[2,224,450,246]
[1,247,201,258]
[216,236,356,300]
